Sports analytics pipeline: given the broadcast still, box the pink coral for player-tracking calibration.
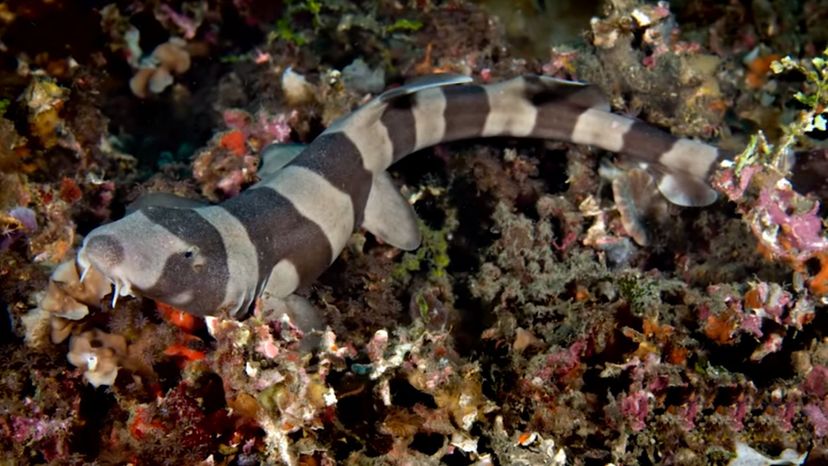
[740,312,763,338]
[775,399,798,432]
[256,110,294,143]
[804,402,828,437]
[713,162,828,273]
[728,395,750,431]
[620,390,651,432]
[12,414,70,444]
[221,108,294,148]
[758,185,828,259]
[366,329,389,363]
[1,207,38,251]
[216,168,248,198]
[803,365,828,398]
[223,108,254,129]
[539,340,587,385]
[255,323,281,359]
[714,164,762,201]
[675,398,700,431]
[156,4,202,39]
[10,398,74,461]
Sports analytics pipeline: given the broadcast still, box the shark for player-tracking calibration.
[77,74,727,319]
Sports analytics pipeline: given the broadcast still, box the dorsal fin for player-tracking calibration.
[258,143,307,178]
[126,192,208,214]
[377,74,473,103]
[362,172,421,250]
[325,73,473,136]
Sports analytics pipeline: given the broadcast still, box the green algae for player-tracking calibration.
[393,212,456,283]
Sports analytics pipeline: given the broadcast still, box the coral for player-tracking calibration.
[23,77,68,150]
[465,156,824,462]
[280,67,316,106]
[802,365,828,438]
[0,206,37,251]
[154,3,206,40]
[0,117,28,177]
[712,49,828,291]
[117,379,232,463]
[192,108,295,201]
[342,58,386,95]
[67,329,127,387]
[205,313,342,464]
[0,349,86,464]
[698,281,815,356]
[38,259,110,322]
[21,258,111,349]
[130,39,192,99]
[577,0,728,138]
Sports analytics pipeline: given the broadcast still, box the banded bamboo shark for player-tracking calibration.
[77,74,727,318]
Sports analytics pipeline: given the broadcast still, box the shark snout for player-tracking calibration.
[81,233,126,273]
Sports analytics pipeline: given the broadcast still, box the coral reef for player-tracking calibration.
[0,0,826,465]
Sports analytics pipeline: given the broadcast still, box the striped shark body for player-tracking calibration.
[77,74,728,318]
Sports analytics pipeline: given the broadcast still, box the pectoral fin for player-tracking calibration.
[258,293,324,352]
[362,172,421,250]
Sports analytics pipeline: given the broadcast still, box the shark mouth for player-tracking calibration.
[76,247,134,307]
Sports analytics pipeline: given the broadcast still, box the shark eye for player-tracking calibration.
[182,246,206,272]
[183,246,199,259]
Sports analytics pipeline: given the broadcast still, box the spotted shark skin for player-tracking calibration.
[77,75,729,317]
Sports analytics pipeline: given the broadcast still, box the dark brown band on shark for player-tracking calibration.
[141,207,229,314]
[222,187,333,289]
[621,120,678,166]
[292,132,373,225]
[531,100,585,143]
[380,94,417,160]
[441,85,490,142]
